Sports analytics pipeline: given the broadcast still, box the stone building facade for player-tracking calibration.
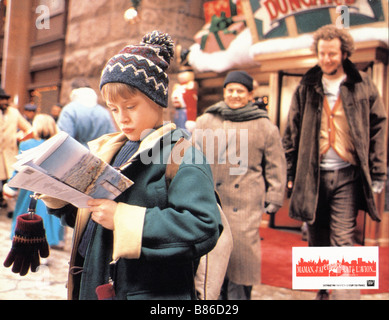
[62,0,206,113]
[1,0,206,121]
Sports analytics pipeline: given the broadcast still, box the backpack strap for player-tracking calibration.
[165,137,193,189]
[165,137,223,207]
[165,136,233,300]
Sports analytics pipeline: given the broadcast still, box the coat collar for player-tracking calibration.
[88,132,128,163]
[88,122,178,169]
[301,58,363,87]
[119,122,177,171]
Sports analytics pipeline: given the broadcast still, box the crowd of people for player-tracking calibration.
[0,25,386,301]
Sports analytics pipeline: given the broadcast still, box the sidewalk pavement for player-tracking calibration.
[0,206,387,300]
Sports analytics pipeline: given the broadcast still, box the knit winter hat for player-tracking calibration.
[100,31,174,108]
[223,71,253,92]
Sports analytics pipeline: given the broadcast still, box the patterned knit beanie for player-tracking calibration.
[100,31,174,108]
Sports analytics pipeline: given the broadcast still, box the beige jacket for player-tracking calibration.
[194,113,286,285]
[0,107,32,180]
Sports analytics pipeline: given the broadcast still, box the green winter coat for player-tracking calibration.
[55,124,222,300]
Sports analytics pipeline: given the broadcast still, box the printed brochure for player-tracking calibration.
[8,131,133,208]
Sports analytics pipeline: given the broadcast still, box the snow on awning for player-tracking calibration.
[188,27,388,74]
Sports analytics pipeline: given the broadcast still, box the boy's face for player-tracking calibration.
[105,90,163,141]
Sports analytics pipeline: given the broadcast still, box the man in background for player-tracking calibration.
[0,88,32,209]
[282,25,387,300]
[194,71,286,299]
[57,79,116,147]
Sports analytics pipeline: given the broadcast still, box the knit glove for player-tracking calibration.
[4,214,50,276]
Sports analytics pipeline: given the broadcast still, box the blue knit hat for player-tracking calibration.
[100,31,174,108]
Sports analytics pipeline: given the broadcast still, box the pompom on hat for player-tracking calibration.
[100,31,174,108]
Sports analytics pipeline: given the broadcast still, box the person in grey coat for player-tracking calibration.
[282,25,387,300]
[194,71,286,299]
[57,79,116,148]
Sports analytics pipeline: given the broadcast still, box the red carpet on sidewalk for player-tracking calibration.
[260,227,389,294]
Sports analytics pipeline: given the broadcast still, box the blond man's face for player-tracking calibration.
[317,38,346,77]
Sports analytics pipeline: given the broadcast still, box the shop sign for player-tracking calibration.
[242,0,388,41]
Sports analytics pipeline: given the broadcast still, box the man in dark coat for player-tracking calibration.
[282,25,387,300]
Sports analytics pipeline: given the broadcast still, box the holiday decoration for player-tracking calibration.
[124,0,142,24]
[194,0,246,53]
[172,46,198,132]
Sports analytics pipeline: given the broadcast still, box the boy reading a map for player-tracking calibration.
[41,31,222,300]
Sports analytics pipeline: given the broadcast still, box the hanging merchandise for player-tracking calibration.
[3,193,50,276]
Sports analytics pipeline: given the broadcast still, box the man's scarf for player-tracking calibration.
[205,101,269,122]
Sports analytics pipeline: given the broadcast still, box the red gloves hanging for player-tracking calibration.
[4,213,50,276]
